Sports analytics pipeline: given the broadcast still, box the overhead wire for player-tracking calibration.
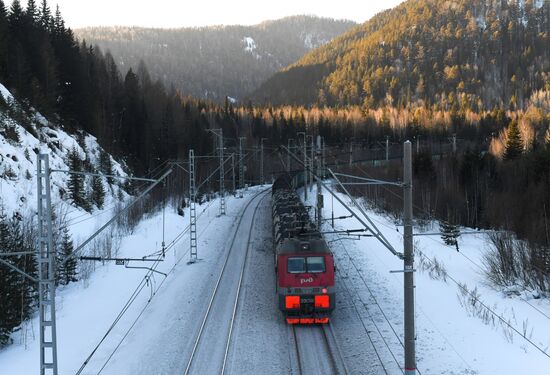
[340,163,550,358]
[76,196,219,375]
[350,163,550,323]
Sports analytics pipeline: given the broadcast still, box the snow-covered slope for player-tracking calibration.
[303,185,550,374]
[0,82,127,216]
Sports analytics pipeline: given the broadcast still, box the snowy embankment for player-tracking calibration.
[0,189,265,374]
[0,82,127,218]
[304,184,550,374]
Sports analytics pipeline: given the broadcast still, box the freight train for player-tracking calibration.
[272,173,335,324]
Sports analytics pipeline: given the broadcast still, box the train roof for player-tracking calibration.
[277,238,331,255]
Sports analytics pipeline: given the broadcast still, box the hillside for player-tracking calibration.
[74,16,356,101]
[253,0,550,109]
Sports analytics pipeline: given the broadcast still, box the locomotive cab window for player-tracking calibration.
[306,257,325,273]
[287,257,306,273]
[287,256,325,273]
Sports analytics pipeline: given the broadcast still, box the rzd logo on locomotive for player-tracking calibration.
[300,277,314,284]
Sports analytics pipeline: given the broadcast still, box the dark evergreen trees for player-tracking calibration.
[91,174,105,209]
[57,227,77,285]
[440,220,460,250]
[0,209,37,347]
[503,120,524,160]
[67,147,88,210]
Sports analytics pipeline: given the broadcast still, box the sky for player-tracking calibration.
[5,0,405,28]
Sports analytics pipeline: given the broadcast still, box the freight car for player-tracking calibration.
[272,172,335,324]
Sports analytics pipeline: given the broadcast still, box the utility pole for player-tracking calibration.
[321,137,326,179]
[239,137,245,197]
[416,135,420,154]
[189,149,197,261]
[386,136,390,161]
[452,133,457,154]
[207,129,225,215]
[310,135,314,193]
[260,138,267,185]
[287,138,293,172]
[349,141,353,166]
[37,153,58,375]
[316,136,323,229]
[297,132,307,201]
[403,141,416,375]
[231,153,236,194]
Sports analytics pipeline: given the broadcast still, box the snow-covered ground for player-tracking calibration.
[304,184,550,374]
[2,158,550,374]
[0,188,268,374]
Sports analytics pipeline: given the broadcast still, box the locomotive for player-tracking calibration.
[272,173,335,324]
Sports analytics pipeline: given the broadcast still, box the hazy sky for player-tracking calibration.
[5,0,405,28]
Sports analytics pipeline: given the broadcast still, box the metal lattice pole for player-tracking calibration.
[403,141,416,374]
[239,137,245,196]
[37,153,58,375]
[321,137,326,178]
[218,130,225,215]
[302,134,308,200]
[287,138,292,172]
[260,138,266,185]
[316,136,323,229]
[231,153,236,194]
[189,149,198,261]
[310,136,314,192]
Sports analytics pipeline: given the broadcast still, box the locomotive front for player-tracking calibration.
[272,173,335,324]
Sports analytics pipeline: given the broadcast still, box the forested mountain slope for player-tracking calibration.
[75,16,356,101]
[253,0,550,110]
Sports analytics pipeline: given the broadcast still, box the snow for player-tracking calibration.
[303,184,550,374]
[535,0,545,9]
[2,92,550,375]
[242,36,256,52]
[0,82,14,103]
[0,82,127,216]
[302,33,328,50]
[242,36,261,60]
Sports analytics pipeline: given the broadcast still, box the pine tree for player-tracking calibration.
[98,149,113,185]
[91,174,105,209]
[57,227,77,285]
[39,0,51,30]
[25,0,39,24]
[8,215,37,322]
[440,220,460,250]
[0,1,7,79]
[67,147,87,210]
[503,120,523,160]
[52,4,63,34]
[0,210,20,346]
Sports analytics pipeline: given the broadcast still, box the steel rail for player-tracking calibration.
[183,189,269,375]
[221,193,268,374]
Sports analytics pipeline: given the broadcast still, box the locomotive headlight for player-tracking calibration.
[315,295,330,308]
[322,288,327,294]
[285,295,300,309]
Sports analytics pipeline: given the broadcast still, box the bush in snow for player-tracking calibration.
[483,231,550,295]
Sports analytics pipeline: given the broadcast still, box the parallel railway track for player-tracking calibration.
[183,190,268,375]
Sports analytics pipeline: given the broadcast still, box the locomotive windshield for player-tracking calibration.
[287,257,306,273]
[287,256,326,273]
[306,257,326,273]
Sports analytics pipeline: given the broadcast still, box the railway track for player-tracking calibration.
[290,323,348,375]
[331,234,405,374]
[183,190,268,375]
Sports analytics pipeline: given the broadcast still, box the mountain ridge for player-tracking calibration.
[253,0,550,109]
[74,15,356,101]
